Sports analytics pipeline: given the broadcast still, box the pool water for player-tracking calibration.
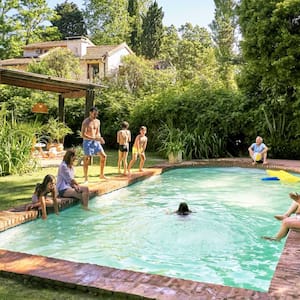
[0,167,297,291]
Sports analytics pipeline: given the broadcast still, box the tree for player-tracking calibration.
[128,0,142,54]
[84,0,130,44]
[141,1,164,59]
[52,1,87,39]
[0,0,23,59]
[210,0,237,88]
[175,23,219,83]
[159,25,180,64]
[27,48,81,79]
[17,0,59,45]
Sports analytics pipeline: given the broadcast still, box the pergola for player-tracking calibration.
[0,68,106,121]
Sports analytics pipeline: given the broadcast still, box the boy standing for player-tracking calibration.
[128,126,148,174]
[117,121,131,175]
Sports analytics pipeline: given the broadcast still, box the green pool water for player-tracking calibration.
[0,167,297,291]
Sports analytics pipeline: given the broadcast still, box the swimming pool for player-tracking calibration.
[0,167,295,292]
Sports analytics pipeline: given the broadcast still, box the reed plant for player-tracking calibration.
[0,105,40,175]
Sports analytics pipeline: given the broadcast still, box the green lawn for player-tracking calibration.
[0,149,166,299]
[0,150,166,210]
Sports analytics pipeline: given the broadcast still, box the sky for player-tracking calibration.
[47,0,216,30]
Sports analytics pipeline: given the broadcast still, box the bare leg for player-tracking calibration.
[99,152,107,179]
[62,187,89,209]
[139,153,146,172]
[123,152,129,175]
[274,201,299,220]
[262,152,268,165]
[40,196,47,220]
[83,156,90,182]
[263,217,300,241]
[128,154,137,174]
[117,150,122,173]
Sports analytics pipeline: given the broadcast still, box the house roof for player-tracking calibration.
[82,43,134,60]
[0,58,40,66]
[0,67,106,98]
[23,40,68,49]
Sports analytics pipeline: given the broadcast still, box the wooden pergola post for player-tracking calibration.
[58,94,65,123]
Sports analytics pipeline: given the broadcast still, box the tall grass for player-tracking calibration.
[0,105,39,175]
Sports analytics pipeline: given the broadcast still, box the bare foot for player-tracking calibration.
[252,161,257,166]
[100,175,108,180]
[81,206,91,211]
[274,215,288,221]
[261,236,279,241]
[263,161,268,165]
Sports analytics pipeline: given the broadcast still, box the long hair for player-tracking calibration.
[63,149,76,166]
[36,174,55,197]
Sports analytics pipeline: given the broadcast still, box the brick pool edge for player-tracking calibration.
[1,158,300,299]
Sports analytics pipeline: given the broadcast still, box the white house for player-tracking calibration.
[0,36,134,82]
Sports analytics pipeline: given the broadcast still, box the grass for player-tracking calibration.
[0,149,166,299]
[0,150,166,210]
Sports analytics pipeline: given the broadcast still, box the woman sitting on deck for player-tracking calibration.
[57,149,89,210]
[262,192,300,241]
[26,174,59,220]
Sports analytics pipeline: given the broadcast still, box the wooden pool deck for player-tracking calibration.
[1,158,300,299]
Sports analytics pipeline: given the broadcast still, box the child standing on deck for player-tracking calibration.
[117,121,131,175]
[127,126,148,174]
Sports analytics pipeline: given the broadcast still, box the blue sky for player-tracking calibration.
[47,0,216,29]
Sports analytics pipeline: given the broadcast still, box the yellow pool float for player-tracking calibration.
[266,170,300,183]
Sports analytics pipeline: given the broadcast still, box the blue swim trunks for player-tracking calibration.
[83,140,104,156]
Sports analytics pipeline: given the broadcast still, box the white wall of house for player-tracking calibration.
[106,48,131,76]
[66,38,94,57]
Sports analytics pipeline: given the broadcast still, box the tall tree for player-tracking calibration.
[141,1,164,59]
[52,1,87,39]
[210,0,237,88]
[17,0,59,45]
[0,0,22,59]
[84,0,130,44]
[159,25,180,64]
[128,0,142,54]
[237,0,300,99]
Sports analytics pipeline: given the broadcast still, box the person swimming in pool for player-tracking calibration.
[175,202,192,215]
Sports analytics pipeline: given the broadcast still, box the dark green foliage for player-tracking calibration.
[52,1,87,39]
[130,82,244,158]
[141,1,164,59]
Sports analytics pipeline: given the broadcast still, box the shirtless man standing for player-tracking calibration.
[128,126,148,174]
[117,121,131,175]
[81,107,107,182]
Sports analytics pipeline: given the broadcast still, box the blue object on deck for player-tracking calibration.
[261,177,280,181]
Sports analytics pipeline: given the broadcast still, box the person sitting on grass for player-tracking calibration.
[26,174,59,220]
[262,192,300,241]
[57,149,90,210]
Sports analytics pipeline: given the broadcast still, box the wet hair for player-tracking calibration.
[63,149,76,166]
[140,126,147,131]
[89,106,98,112]
[36,174,55,197]
[121,121,129,129]
[176,202,192,215]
